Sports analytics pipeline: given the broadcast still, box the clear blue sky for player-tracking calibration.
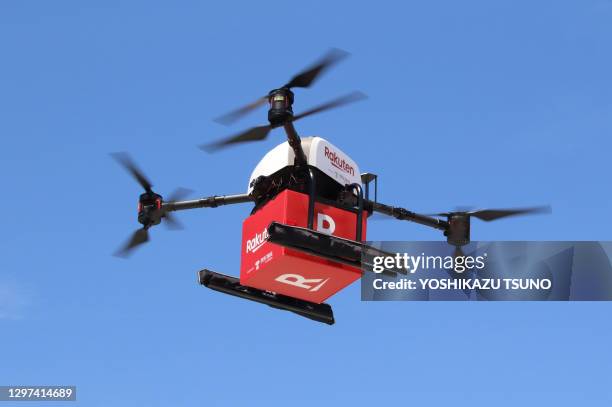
[1,1,611,406]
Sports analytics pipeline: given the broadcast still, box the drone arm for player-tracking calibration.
[367,200,449,231]
[162,193,254,212]
[283,121,308,166]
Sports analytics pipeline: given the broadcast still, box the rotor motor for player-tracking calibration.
[137,192,163,227]
[445,213,471,247]
[267,88,294,125]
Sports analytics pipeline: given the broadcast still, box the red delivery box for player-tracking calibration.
[240,189,367,303]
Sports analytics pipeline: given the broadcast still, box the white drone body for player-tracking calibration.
[247,137,362,194]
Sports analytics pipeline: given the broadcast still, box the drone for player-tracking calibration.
[113,49,549,325]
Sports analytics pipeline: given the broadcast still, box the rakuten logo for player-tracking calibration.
[275,274,329,292]
[246,228,269,253]
[324,146,355,176]
[317,213,335,235]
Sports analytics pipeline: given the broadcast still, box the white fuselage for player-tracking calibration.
[247,137,362,193]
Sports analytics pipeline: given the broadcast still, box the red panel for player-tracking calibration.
[240,189,367,303]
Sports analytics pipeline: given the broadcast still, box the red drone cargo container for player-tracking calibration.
[240,189,367,304]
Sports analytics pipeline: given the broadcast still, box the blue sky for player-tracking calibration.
[1,1,611,405]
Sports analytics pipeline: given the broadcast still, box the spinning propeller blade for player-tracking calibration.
[114,227,149,258]
[160,188,194,231]
[111,152,153,193]
[291,91,367,122]
[166,187,194,203]
[202,125,273,152]
[112,153,192,257]
[213,48,349,125]
[429,206,551,221]
[469,206,551,221]
[284,48,349,89]
[202,91,366,152]
[213,97,269,126]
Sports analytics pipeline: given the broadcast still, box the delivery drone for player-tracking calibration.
[113,49,549,325]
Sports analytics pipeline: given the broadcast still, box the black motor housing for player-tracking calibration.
[138,192,163,226]
[267,88,294,125]
[445,213,470,247]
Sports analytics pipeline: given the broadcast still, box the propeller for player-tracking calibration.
[202,91,367,152]
[111,152,153,193]
[433,205,551,250]
[111,153,192,257]
[214,48,349,125]
[115,227,150,258]
[162,187,194,230]
[370,205,550,256]
[429,206,551,221]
